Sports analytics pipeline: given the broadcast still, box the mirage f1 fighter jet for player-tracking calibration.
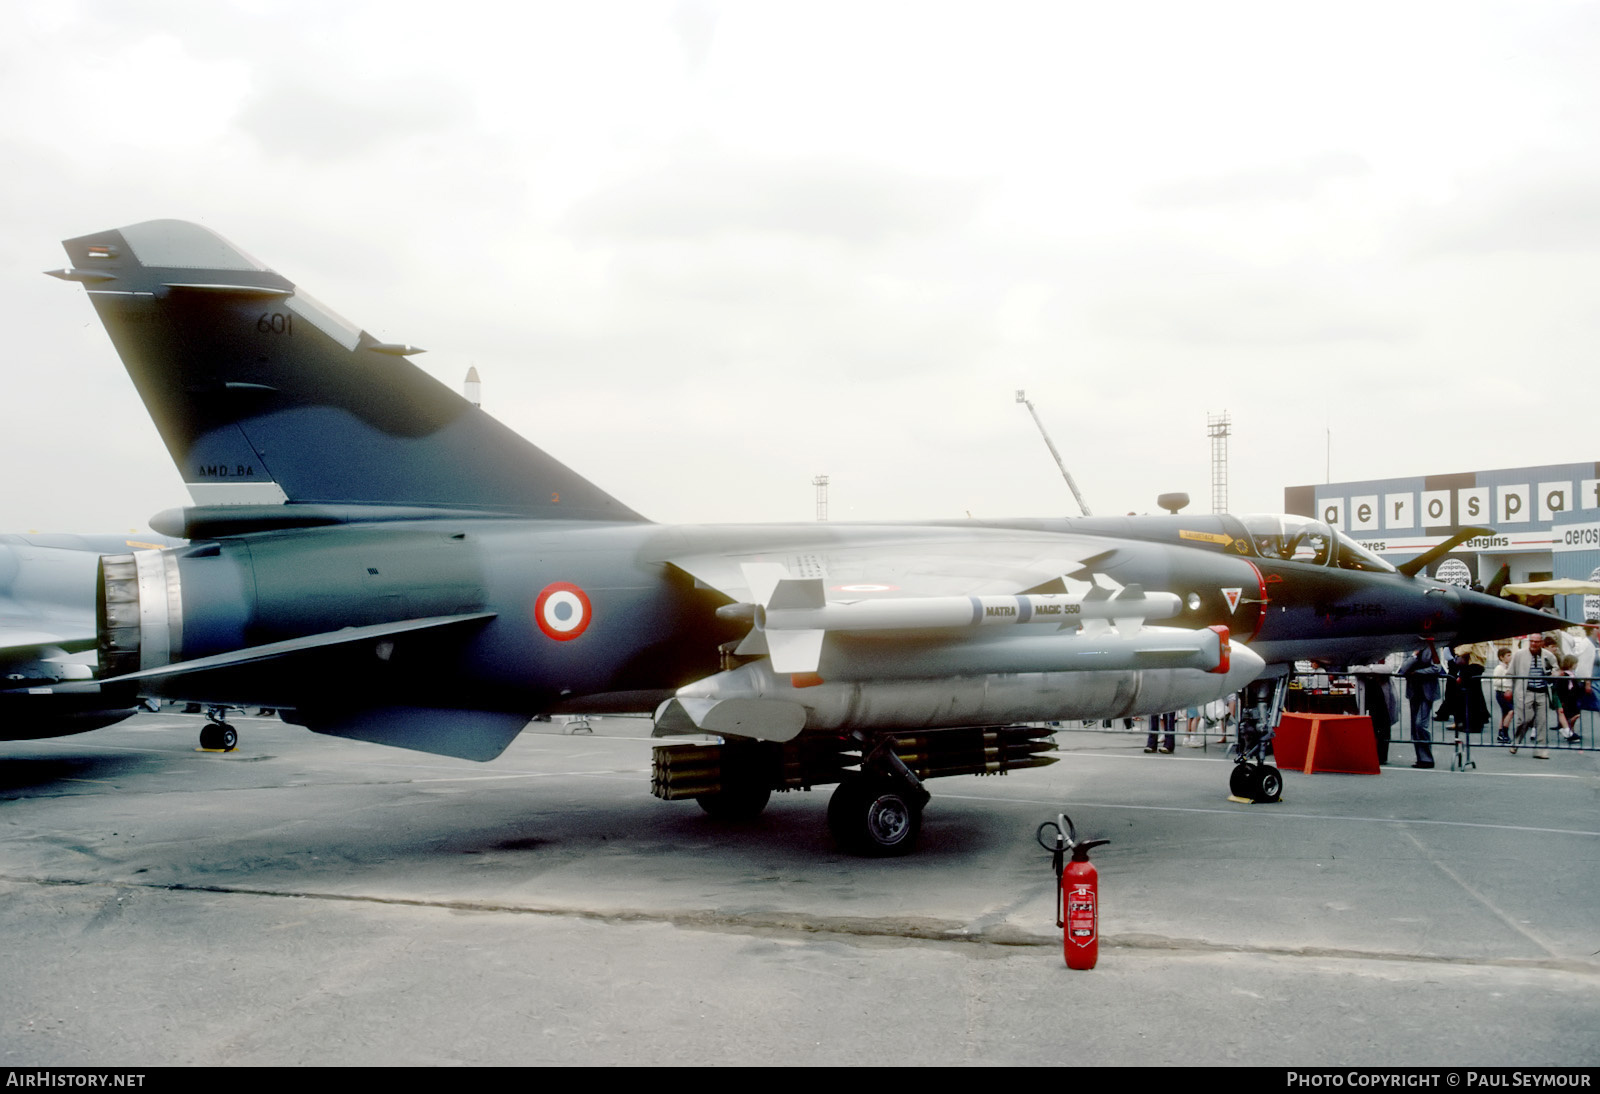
[43,221,1555,853]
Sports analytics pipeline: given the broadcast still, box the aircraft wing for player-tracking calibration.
[668,532,1106,603]
[0,536,105,678]
[653,529,1260,750]
[0,584,119,742]
[0,622,98,660]
[0,533,180,665]
[0,533,175,740]
[663,529,1225,685]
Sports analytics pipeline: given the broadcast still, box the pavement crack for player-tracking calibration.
[3,872,1597,976]
[1396,824,1562,961]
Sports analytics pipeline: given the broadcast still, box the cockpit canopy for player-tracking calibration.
[1238,514,1395,573]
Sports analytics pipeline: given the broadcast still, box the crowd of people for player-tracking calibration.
[1131,622,1598,771]
[1372,620,1597,767]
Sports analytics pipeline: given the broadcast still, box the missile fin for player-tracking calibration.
[768,577,825,611]
[653,696,807,742]
[734,629,769,656]
[740,563,791,606]
[767,628,825,674]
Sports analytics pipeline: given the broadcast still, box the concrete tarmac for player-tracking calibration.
[1,714,1596,1066]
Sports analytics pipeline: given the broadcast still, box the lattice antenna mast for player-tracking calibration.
[813,475,829,522]
[1207,411,1231,514]
[1015,390,1091,516]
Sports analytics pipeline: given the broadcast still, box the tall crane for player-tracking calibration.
[1015,390,1091,516]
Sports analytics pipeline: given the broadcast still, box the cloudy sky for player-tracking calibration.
[5,0,1599,531]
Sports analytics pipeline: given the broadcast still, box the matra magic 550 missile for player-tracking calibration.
[728,563,1185,673]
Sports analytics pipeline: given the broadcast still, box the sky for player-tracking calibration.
[5,0,1600,531]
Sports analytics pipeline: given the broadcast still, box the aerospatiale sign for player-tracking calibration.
[1289,462,1600,555]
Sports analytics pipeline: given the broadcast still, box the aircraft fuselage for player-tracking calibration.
[99,513,1539,723]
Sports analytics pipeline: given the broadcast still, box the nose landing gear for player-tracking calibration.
[1228,760,1282,803]
[1231,671,1285,804]
[198,707,239,752]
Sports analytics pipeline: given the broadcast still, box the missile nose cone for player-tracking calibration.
[1454,587,1569,643]
[1225,641,1266,692]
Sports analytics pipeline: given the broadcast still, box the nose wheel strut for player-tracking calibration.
[1231,671,1285,803]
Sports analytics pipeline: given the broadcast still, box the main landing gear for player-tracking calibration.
[653,725,1055,855]
[826,732,931,857]
[827,775,928,856]
[659,732,933,854]
[198,707,238,752]
[694,740,775,821]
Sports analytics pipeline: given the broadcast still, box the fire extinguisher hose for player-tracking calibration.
[1036,815,1075,927]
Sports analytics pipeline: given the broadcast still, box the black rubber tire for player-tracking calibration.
[697,742,776,820]
[1255,765,1283,803]
[200,723,237,752]
[826,778,865,842]
[1229,763,1257,798]
[828,777,922,857]
[696,783,771,821]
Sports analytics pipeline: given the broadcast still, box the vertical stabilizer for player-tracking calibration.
[53,220,645,521]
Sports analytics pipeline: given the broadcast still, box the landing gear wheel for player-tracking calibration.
[697,741,776,821]
[200,723,237,752]
[1229,762,1256,798]
[827,777,924,857]
[1255,765,1283,803]
[696,783,771,821]
[1229,763,1281,803]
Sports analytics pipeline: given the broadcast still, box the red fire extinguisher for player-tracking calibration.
[1038,813,1110,969]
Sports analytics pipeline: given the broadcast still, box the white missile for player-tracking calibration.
[758,588,1180,632]
[463,365,481,407]
[654,633,1265,742]
[734,562,1182,674]
[812,624,1238,682]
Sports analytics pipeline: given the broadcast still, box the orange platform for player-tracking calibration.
[1273,712,1381,775]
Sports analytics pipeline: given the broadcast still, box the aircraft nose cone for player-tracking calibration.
[1453,587,1569,643]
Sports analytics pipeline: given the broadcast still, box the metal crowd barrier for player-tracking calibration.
[1031,671,1595,767]
[1032,708,1238,753]
[1326,671,1594,770]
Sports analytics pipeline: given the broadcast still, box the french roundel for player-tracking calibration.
[535,582,592,641]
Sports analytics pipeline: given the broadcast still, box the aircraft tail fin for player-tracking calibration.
[52,220,645,521]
